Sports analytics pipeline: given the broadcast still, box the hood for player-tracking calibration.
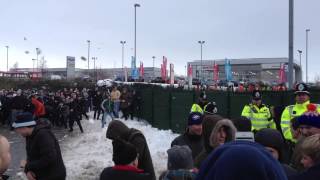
[202,115,224,152]
[209,119,236,149]
[106,120,130,140]
[196,141,288,180]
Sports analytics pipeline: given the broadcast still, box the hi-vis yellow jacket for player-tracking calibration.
[280,101,320,141]
[190,104,203,114]
[241,104,276,131]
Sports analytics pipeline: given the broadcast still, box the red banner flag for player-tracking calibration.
[162,56,168,81]
[279,64,286,83]
[188,64,192,77]
[213,61,219,81]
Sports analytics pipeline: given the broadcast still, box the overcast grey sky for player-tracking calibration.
[0,0,319,80]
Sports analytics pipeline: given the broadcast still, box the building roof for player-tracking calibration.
[191,57,299,66]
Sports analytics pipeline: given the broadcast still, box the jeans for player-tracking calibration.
[113,101,120,118]
[102,111,114,128]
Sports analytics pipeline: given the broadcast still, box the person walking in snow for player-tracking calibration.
[100,138,151,180]
[68,93,84,133]
[101,94,114,128]
[13,112,66,180]
[106,120,156,180]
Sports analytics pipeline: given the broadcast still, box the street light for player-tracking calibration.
[5,46,9,72]
[198,41,205,82]
[92,57,97,81]
[134,3,140,64]
[35,48,41,75]
[87,40,91,77]
[120,41,126,69]
[32,59,36,74]
[152,56,156,78]
[306,29,310,83]
[297,50,302,68]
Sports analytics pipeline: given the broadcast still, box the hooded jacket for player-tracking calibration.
[196,141,288,180]
[25,124,66,180]
[194,115,223,168]
[106,120,155,180]
[289,163,320,180]
[209,119,236,149]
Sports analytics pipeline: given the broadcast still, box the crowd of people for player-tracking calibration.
[1,82,320,180]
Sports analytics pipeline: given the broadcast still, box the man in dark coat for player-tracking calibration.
[100,138,151,180]
[171,112,204,160]
[13,112,66,180]
[68,93,84,133]
[106,120,156,180]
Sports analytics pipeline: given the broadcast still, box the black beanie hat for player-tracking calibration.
[255,128,284,159]
[231,116,252,132]
[112,139,138,165]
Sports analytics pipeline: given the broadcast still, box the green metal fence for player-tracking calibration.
[134,85,320,134]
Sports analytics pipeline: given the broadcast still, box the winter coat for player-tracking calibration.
[196,141,288,180]
[290,137,306,172]
[171,131,203,161]
[106,120,156,180]
[11,95,29,110]
[100,165,151,180]
[25,124,66,180]
[195,120,236,168]
[120,92,132,109]
[101,98,113,113]
[159,170,197,180]
[289,163,320,180]
[69,99,80,120]
[93,94,103,107]
[32,97,46,117]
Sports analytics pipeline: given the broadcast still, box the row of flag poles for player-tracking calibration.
[130,56,175,84]
[129,57,286,84]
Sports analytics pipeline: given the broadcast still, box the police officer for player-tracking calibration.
[190,91,208,114]
[241,90,275,132]
[280,83,320,142]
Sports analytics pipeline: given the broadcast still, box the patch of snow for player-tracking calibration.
[62,113,179,180]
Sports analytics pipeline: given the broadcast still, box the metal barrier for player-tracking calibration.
[133,84,320,133]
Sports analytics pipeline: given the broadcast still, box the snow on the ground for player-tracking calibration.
[62,115,179,180]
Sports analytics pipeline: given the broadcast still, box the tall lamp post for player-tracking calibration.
[152,56,156,78]
[92,57,97,81]
[5,46,9,72]
[306,29,310,83]
[288,0,294,89]
[32,59,36,74]
[134,3,140,65]
[198,41,205,82]
[297,50,302,67]
[120,41,126,69]
[35,48,41,77]
[87,40,91,76]
[297,50,302,82]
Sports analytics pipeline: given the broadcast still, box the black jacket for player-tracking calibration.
[25,124,66,180]
[106,121,156,180]
[171,131,204,161]
[289,163,320,180]
[100,166,151,180]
